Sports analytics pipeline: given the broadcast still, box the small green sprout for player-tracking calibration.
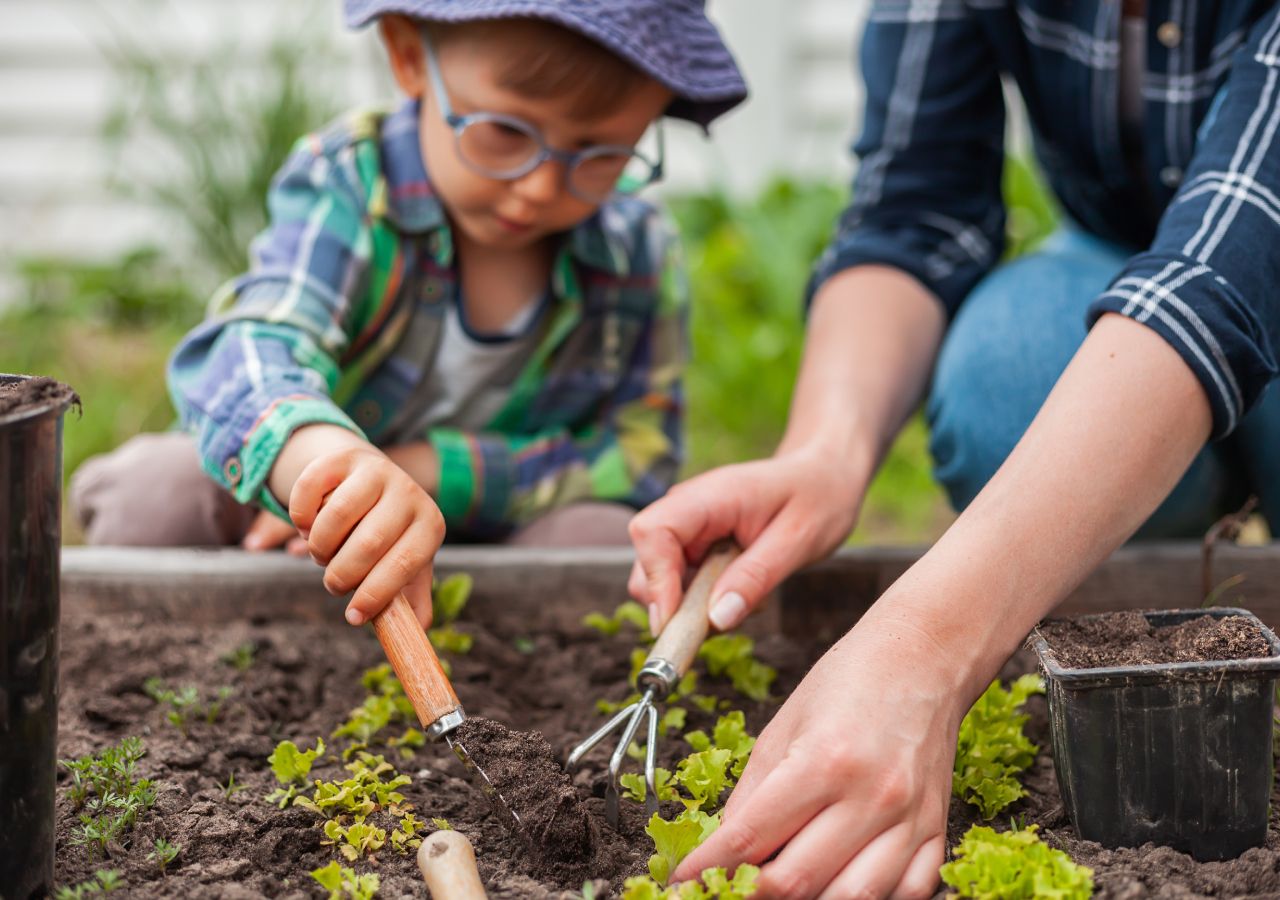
[54,869,125,899]
[620,768,678,804]
[431,817,453,830]
[60,737,156,858]
[622,864,760,899]
[323,818,387,861]
[513,636,537,654]
[148,837,181,873]
[143,679,234,733]
[583,601,650,636]
[433,573,472,624]
[220,641,257,672]
[265,738,325,808]
[311,860,380,900]
[219,772,248,800]
[646,810,720,885]
[697,636,776,701]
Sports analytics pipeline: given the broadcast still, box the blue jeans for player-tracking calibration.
[926,227,1280,539]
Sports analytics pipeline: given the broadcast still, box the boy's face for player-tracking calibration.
[380,16,672,252]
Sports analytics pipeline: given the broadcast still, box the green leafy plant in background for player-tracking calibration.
[953,675,1045,819]
[429,574,475,661]
[940,824,1093,899]
[143,678,234,734]
[220,642,258,672]
[583,600,651,636]
[697,635,777,701]
[311,860,380,900]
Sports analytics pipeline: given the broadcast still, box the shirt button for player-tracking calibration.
[223,455,242,486]
[1157,21,1182,48]
[1160,166,1184,187]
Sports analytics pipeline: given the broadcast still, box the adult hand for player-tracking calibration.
[241,509,308,556]
[628,445,867,635]
[288,443,445,630]
[674,616,957,898]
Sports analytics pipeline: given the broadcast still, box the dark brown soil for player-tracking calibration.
[52,600,1280,898]
[1037,611,1273,669]
[0,376,79,417]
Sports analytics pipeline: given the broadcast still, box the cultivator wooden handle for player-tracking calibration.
[647,540,741,680]
[372,592,461,735]
[417,829,487,899]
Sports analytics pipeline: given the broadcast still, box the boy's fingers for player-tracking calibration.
[289,454,356,533]
[344,519,441,626]
[307,475,383,564]
[286,536,309,556]
[241,510,296,551]
[403,568,435,631]
[322,500,413,596]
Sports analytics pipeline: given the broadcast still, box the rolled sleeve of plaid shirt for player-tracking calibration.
[167,142,370,519]
[806,1,1008,315]
[1088,8,1280,438]
[427,216,688,535]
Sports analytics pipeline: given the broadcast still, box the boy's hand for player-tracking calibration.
[271,425,445,629]
[241,509,309,556]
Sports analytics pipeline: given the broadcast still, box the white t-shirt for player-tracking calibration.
[407,294,545,433]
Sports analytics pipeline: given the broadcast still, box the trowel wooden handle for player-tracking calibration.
[648,540,741,676]
[372,592,461,730]
[418,829,487,900]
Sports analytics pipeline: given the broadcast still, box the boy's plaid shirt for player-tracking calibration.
[168,102,687,537]
[812,1,1280,438]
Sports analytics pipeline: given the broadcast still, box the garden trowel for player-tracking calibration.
[372,592,522,835]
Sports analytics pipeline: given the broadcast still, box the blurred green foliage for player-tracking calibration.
[0,21,1059,544]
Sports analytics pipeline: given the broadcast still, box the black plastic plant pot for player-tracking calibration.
[1033,607,1280,862]
[1,374,77,899]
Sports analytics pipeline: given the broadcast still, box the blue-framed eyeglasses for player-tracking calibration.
[420,29,665,204]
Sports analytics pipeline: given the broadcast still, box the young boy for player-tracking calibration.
[70,0,746,628]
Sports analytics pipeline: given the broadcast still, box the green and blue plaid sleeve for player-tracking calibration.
[428,215,689,535]
[167,121,383,519]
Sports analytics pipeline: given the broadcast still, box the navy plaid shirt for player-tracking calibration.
[812,0,1280,437]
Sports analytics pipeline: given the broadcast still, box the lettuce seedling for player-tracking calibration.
[675,748,733,812]
[621,864,762,899]
[387,727,426,760]
[685,712,755,780]
[431,817,453,831]
[583,601,650,636]
[266,738,325,808]
[323,819,387,862]
[646,809,720,885]
[953,675,1044,819]
[311,860,379,900]
[433,573,472,624]
[621,768,678,804]
[940,824,1093,898]
[697,636,776,701]
[428,624,473,655]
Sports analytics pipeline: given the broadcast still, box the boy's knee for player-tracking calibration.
[71,432,252,547]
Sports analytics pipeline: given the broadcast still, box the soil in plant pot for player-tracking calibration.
[54,599,1280,899]
[1036,610,1273,669]
[0,375,79,417]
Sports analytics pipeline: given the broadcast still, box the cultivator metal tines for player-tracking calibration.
[568,541,740,828]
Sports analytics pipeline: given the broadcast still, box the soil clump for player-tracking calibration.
[0,375,79,417]
[1037,611,1272,669]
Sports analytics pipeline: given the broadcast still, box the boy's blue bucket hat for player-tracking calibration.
[344,0,748,128]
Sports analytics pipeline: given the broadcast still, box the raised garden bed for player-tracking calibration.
[52,547,1280,898]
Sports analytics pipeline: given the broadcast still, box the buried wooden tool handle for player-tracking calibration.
[372,592,461,731]
[648,540,741,676]
[418,829,488,900]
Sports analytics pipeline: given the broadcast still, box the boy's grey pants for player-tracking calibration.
[70,432,635,548]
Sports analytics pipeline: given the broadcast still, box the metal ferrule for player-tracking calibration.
[636,659,679,699]
[427,707,465,742]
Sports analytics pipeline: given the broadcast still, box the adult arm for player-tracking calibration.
[630,0,1005,631]
[676,312,1212,897]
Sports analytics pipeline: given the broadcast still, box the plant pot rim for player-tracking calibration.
[0,373,77,430]
[1032,607,1280,686]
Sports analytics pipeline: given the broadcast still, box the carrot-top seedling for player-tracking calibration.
[60,737,156,858]
[143,678,234,734]
[53,869,125,899]
[310,860,379,900]
[952,675,1044,819]
[148,837,181,873]
[940,823,1093,898]
[621,864,760,899]
[220,641,257,672]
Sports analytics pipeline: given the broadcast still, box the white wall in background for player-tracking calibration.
[0,0,869,264]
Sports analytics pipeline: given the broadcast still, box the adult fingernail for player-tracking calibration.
[243,536,261,550]
[709,592,746,631]
[345,607,365,626]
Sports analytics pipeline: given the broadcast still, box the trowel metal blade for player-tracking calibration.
[446,735,524,837]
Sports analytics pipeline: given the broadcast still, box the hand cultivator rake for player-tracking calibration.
[568,541,740,827]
